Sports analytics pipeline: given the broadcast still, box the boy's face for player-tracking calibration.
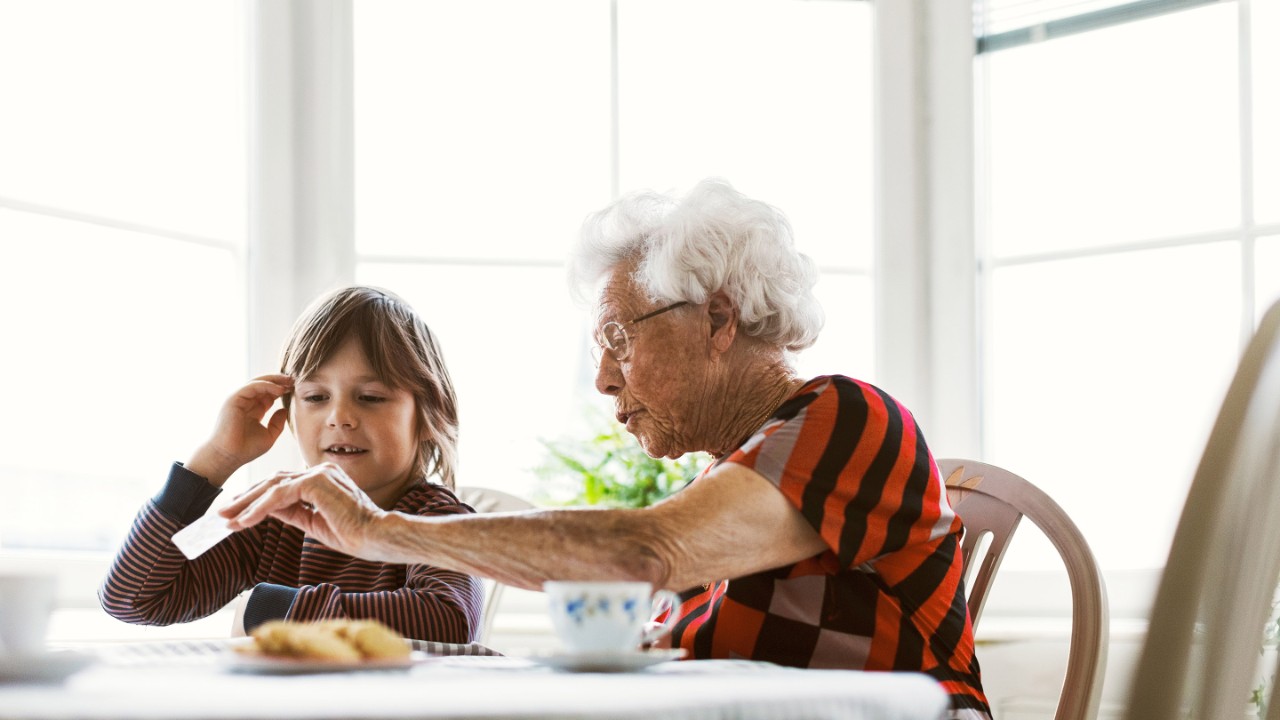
[291,336,420,509]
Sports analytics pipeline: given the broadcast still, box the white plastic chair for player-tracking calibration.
[455,486,535,646]
[1123,298,1280,720]
[939,459,1108,720]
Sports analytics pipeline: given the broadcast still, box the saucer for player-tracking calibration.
[530,647,686,673]
[0,650,95,684]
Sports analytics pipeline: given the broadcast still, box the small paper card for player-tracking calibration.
[172,511,235,560]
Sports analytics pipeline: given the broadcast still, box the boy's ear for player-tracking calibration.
[707,291,738,353]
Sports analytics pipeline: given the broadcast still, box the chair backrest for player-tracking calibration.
[938,458,1109,720]
[1123,299,1280,720]
[455,486,536,646]
[458,486,534,515]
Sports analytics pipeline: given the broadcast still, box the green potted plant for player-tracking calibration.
[533,411,710,509]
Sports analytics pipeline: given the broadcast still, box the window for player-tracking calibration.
[0,1,873,562]
[354,0,874,500]
[1260,237,1280,318]
[6,2,1263,633]
[1252,0,1280,226]
[0,0,246,552]
[615,0,875,385]
[975,0,1278,582]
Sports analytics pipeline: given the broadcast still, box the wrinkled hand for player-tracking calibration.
[219,463,388,560]
[188,374,293,485]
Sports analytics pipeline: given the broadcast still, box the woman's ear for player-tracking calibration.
[707,291,738,353]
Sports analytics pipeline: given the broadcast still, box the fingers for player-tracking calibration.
[239,375,293,397]
[265,407,289,442]
[251,373,294,385]
[219,471,294,520]
[269,501,327,536]
[222,474,306,529]
[221,464,355,530]
[211,378,293,465]
[220,464,387,561]
[234,378,294,412]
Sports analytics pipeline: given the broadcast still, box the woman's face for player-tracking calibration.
[591,266,714,459]
[291,336,421,509]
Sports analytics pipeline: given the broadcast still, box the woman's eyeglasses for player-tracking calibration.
[590,301,688,367]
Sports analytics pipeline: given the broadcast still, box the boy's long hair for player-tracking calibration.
[278,285,460,489]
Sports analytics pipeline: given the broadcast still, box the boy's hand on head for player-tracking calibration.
[186,374,295,487]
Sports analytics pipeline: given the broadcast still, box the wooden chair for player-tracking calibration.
[938,458,1109,720]
[455,486,535,646]
[1123,298,1280,720]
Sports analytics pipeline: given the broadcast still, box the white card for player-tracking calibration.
[171,511,235,560]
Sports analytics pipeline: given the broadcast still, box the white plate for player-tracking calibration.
[225,639,431,675]
[530,648,687,673]
[0,651,95,684]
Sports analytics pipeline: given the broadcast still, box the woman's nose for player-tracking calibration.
[594,353,623,396]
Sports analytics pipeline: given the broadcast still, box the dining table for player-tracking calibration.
[0,639,950,720]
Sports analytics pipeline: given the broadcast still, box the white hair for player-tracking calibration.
[569,178,824,352]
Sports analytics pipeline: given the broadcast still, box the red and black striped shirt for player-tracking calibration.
[669,376,991,719]
[99,463,483,643]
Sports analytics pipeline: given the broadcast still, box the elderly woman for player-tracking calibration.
[224,178,990,720]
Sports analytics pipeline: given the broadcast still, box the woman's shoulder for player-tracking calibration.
[806,373,909,396]
[788,375,918,423]
[796,373,882,399]
[801,372,874,386]
[769,374,870,424]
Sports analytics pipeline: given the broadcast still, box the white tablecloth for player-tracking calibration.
[0,643,949,720]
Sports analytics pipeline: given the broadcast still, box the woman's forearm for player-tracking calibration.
[221,461,823,594]
[373,508,675,591]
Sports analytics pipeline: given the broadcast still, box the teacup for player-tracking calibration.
[543,580,682,654]
[0,571,57,657]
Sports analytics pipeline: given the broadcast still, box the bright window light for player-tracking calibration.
[987,244,1241,570]
[353,0,874,496]
[0,0,245,552]
[0,211,243,550]
[1255,0,1280,225]
[0,0,245,242]
[978,1,1256,574]
[353,0,612,262]
[983,4,1239,257]
[1259,236,1280,320]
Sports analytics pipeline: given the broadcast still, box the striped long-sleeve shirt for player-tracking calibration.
[99,463,483,643]
[667,375,992,720]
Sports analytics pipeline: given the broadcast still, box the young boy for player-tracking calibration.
[99,286,482,642]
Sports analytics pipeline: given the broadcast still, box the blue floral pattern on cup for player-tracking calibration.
[561,594,640,626]
[544,581,681,653]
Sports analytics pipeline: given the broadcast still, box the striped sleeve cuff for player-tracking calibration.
[152,462,223,524]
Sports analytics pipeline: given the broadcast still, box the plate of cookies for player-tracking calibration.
[227,619,430,674]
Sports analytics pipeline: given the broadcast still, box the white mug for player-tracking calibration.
[0,571,57,657]
[543,580,683,654]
